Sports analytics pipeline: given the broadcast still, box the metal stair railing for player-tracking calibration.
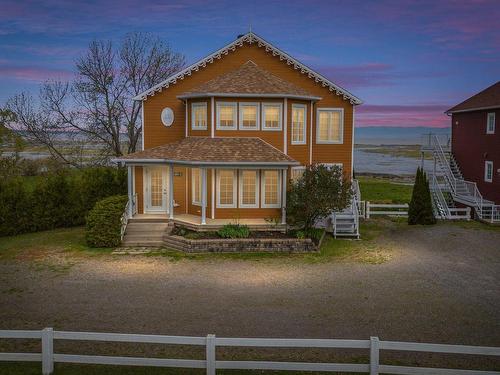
[430,174,450,219]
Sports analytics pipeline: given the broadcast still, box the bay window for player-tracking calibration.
[262,103,282,130]
[317,108,343,144]
[291,104,306,144]
[217,169,236,207]
[239,170,259,208]
[261,170,281,208]
[191,102,207,130]
[216,102,237,130]
[239,103,259,130]
[291,166,306,181]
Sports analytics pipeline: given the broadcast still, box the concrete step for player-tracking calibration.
[121,240,164,247]
[128,217,170,223]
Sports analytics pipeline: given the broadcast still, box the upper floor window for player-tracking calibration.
[191,102,207,130]
[216,102,237,130]
[262,103,282,131]
[261,170,281,208]
[239,103,259,130]
[291,104,306,144]
[487,112,495,134]
[317,108,343,144]
[484,161,493,183]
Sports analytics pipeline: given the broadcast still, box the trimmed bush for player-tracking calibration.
[85,195,128,247]
[408,167,436,225]
[217,224,250,239]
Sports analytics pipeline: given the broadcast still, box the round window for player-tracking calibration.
[161,107,174,127]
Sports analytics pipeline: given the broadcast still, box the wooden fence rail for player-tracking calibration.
[1,328,499,375]
[364,202,409,219]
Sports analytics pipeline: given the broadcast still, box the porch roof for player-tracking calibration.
[116,137,299,167]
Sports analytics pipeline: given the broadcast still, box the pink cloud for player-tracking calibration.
[0,65,73,82]
[356,104,450,128]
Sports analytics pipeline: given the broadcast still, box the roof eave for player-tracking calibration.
[445,105,500,115]
[177,92,322,101]
[113,158,299,167]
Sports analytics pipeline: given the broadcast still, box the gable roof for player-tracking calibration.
[116,137,299,166]
[133,32,362,105]
[177,61,320,100]
[446,81,500,114]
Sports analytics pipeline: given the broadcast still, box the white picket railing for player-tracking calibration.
[1,328,499,375]
[120,193,137,241]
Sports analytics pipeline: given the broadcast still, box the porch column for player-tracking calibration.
[281,168,287,225]
[201,167,207,225]
[127,165,133,217]
[169,164,174,219]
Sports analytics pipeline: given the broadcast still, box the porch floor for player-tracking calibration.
[131,214,286,232]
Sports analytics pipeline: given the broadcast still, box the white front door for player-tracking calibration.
[144,166,168,213]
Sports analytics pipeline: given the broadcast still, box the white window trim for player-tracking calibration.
[484,161,493,183]
[291,104,307,145]
[216,169,237,208]
[261,170,282,208]
[487,112,495,134]
[238,102,260,130]
[238,170,260,208]
[216,102,237,130]
[262,102,283,131]
[291,166,306,181]
[191,102,207,130]
[316,108,344,144]
[191,168,202,205]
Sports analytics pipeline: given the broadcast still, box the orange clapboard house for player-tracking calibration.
[116,32,362,228]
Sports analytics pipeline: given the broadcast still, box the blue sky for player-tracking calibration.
[1,0,499,127]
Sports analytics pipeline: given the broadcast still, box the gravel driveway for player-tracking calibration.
[1,222,499,370]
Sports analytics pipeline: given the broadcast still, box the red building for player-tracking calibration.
[446,82,500,204]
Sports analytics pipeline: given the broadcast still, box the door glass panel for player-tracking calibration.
[150,169,163,207]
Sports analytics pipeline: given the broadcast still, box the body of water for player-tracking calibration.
[354,148,421,176]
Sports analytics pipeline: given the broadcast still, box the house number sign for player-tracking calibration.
[161,107,174,127]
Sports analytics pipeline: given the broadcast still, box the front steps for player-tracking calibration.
[122,219,173,247]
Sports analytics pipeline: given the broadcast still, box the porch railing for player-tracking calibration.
[120,193,137,241]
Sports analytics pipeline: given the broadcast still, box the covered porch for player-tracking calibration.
[116,137,299,230]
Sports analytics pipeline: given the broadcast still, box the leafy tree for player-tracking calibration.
[287,164,352,230]
[7,33,185,166]
[0,108,25,178]
[408,167,436,225]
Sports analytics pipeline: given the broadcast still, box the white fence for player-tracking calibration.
[364,202,409,219]
[1,328,499,375]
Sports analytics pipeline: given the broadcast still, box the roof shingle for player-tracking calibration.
[178,61,319,99]
[446,81,500,113]
[119,137,299,165]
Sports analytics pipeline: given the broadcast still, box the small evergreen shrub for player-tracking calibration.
[294,227,324,244]
[408,167,436,225]
[217,224,250,239]
[85,195,128,247]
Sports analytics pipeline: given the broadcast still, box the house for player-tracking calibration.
[116,32,362,238]
[446,82,500,205]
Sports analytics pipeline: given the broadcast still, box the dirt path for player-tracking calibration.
[0,223,499,369]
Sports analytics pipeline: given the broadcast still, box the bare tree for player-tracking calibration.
[8,32,185,166]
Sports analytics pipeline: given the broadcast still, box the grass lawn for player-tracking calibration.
[358,176,413,204]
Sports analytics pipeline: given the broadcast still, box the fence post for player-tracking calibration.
[466,207,471,221]
[366,201,370,219]
[42,328,54,375]
[206,334,216,375]
[370,336,379,375]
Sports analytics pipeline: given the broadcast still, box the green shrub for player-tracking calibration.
[294,227,324,244]
[408,167,436,225]
[85,195,128,247]
[217,224,250,239]
[0,178,33,236]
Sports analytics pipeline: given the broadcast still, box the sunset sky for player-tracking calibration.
[1,0,499,128]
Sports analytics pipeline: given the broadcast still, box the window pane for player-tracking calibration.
[150,169,163,207]
[318,110,341,142]
[265,105,280,128]
[195,105,207,128]
[241,105,257,128]
[219,105,235,127]
[241,170,257,205]
[219,170,234,205]
[292,106,305,142]
[192,168,201,203]
[291,168,305,181]
[264,170,279,205]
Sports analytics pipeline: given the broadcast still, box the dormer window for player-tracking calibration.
[239,102,259,130]
[191,102,207,130]
[262,103,282,130]
[216,102,237,130]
